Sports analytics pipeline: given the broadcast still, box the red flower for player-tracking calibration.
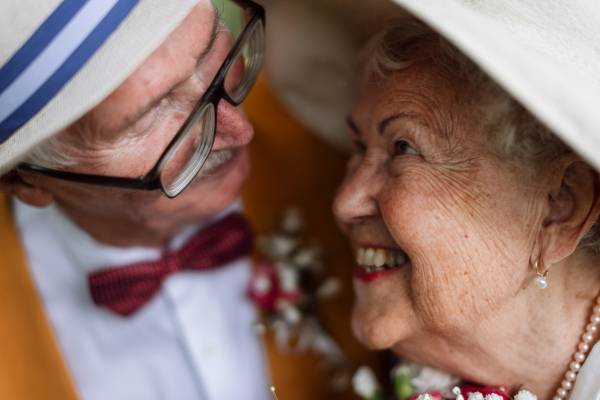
[248,261,279,310]
[459,384,509,399]
[408,385,509,400]
[248,260,301,311]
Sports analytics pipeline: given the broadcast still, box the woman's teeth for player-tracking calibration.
[356,247,409,273]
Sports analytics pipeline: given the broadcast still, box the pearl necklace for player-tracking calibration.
[552,293,600,400]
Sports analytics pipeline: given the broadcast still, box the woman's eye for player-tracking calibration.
[394,140,420,156]
[353,140,367,154]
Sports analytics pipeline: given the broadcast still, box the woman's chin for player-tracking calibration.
[351,305,408,350]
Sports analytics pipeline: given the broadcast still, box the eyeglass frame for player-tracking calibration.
[17,0,265,199]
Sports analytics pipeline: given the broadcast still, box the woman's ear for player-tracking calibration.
[0,170,53,207]
[537,158,600,267]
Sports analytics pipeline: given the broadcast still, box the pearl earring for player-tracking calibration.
[534,260,549,289]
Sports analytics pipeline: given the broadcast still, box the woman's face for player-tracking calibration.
[333,64,543,359]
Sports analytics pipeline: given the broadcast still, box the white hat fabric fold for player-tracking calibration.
[394,0,600,171]
[0,0,200,174]
[0,0,141,139]
[259,0,600,171]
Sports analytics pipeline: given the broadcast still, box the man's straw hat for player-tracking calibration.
[260,0,600,171]
[0,0,199,174]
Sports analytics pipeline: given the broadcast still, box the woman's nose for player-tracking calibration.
[212,99,254,150]
[333,159,381,224]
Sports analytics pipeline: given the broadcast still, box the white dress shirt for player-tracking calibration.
[13,199,270,400]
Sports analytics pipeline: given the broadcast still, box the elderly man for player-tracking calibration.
[0,0,386,398]
[0,0,270,399]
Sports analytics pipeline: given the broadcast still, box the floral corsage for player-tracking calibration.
[352,364,537,400]
[248,208,351,385]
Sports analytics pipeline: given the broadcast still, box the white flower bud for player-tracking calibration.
[416,394,434,400]
[281,208,303,234]
[485,394,503,400]
[514,390,537,400]
[252,275,272,295]
[352,366,379,399]
[263,235,297,258]
[468,393,484,400]
[277,265,299,292]
[316,277,341,298]
[292,247,320,268]
[452,387,462,395]
[411,366,460,394]
[282,306,301,325]
[274,300,301,325]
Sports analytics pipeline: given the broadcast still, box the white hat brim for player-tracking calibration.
[395,0,600,171]
[0,0,199,175]
[260,0,600,170]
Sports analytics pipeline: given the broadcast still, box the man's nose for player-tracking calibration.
[212,99,254,150]
[333,158,382,224]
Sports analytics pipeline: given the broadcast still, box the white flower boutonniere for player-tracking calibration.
[248,208,351,387]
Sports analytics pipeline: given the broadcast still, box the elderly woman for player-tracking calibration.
[332,19,600,400]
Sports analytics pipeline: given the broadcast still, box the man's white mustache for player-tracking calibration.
[193,148,235,181]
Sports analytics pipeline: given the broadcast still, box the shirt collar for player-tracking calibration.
[35,199,242,274]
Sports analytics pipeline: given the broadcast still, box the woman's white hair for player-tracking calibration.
[362,19,600,254]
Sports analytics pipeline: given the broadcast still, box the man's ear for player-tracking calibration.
[0,170,53,207]
[536,157,600,268]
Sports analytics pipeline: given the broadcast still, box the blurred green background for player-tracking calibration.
[210,0,244,39]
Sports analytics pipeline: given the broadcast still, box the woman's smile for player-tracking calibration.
[353,245,410,282]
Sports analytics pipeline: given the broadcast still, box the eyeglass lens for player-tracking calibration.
[160,103,215,197]
[224,19,264,103]
[158,6,264,198]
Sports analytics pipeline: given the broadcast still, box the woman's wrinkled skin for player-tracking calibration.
[333,63,600,398]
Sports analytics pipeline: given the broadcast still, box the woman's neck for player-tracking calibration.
[481,251,599,399]
[414,250,600,399]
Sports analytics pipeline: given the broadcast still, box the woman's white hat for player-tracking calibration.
[260,0,600,171]
[0,0,199,175]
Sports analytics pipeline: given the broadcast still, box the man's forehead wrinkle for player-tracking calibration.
[81,4,219,140]
[85,45,176,138]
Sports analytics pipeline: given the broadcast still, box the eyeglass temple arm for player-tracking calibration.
[231,0,264,14]
[17,163,158,191]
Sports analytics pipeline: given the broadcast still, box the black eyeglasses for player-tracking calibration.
[18,0,265,199]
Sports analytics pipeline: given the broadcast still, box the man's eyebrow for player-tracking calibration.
[111,10,221,135]
[114,91,169,135]
[347,117,361,136]
[378,112,423,135]
[197,9,221,65]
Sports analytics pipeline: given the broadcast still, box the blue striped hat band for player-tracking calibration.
[0,0,139,144]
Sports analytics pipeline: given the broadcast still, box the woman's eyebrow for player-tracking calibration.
[347,117,362,136]
[378,112,423,135]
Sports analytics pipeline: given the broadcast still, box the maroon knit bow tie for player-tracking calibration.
[89,212,254,316]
